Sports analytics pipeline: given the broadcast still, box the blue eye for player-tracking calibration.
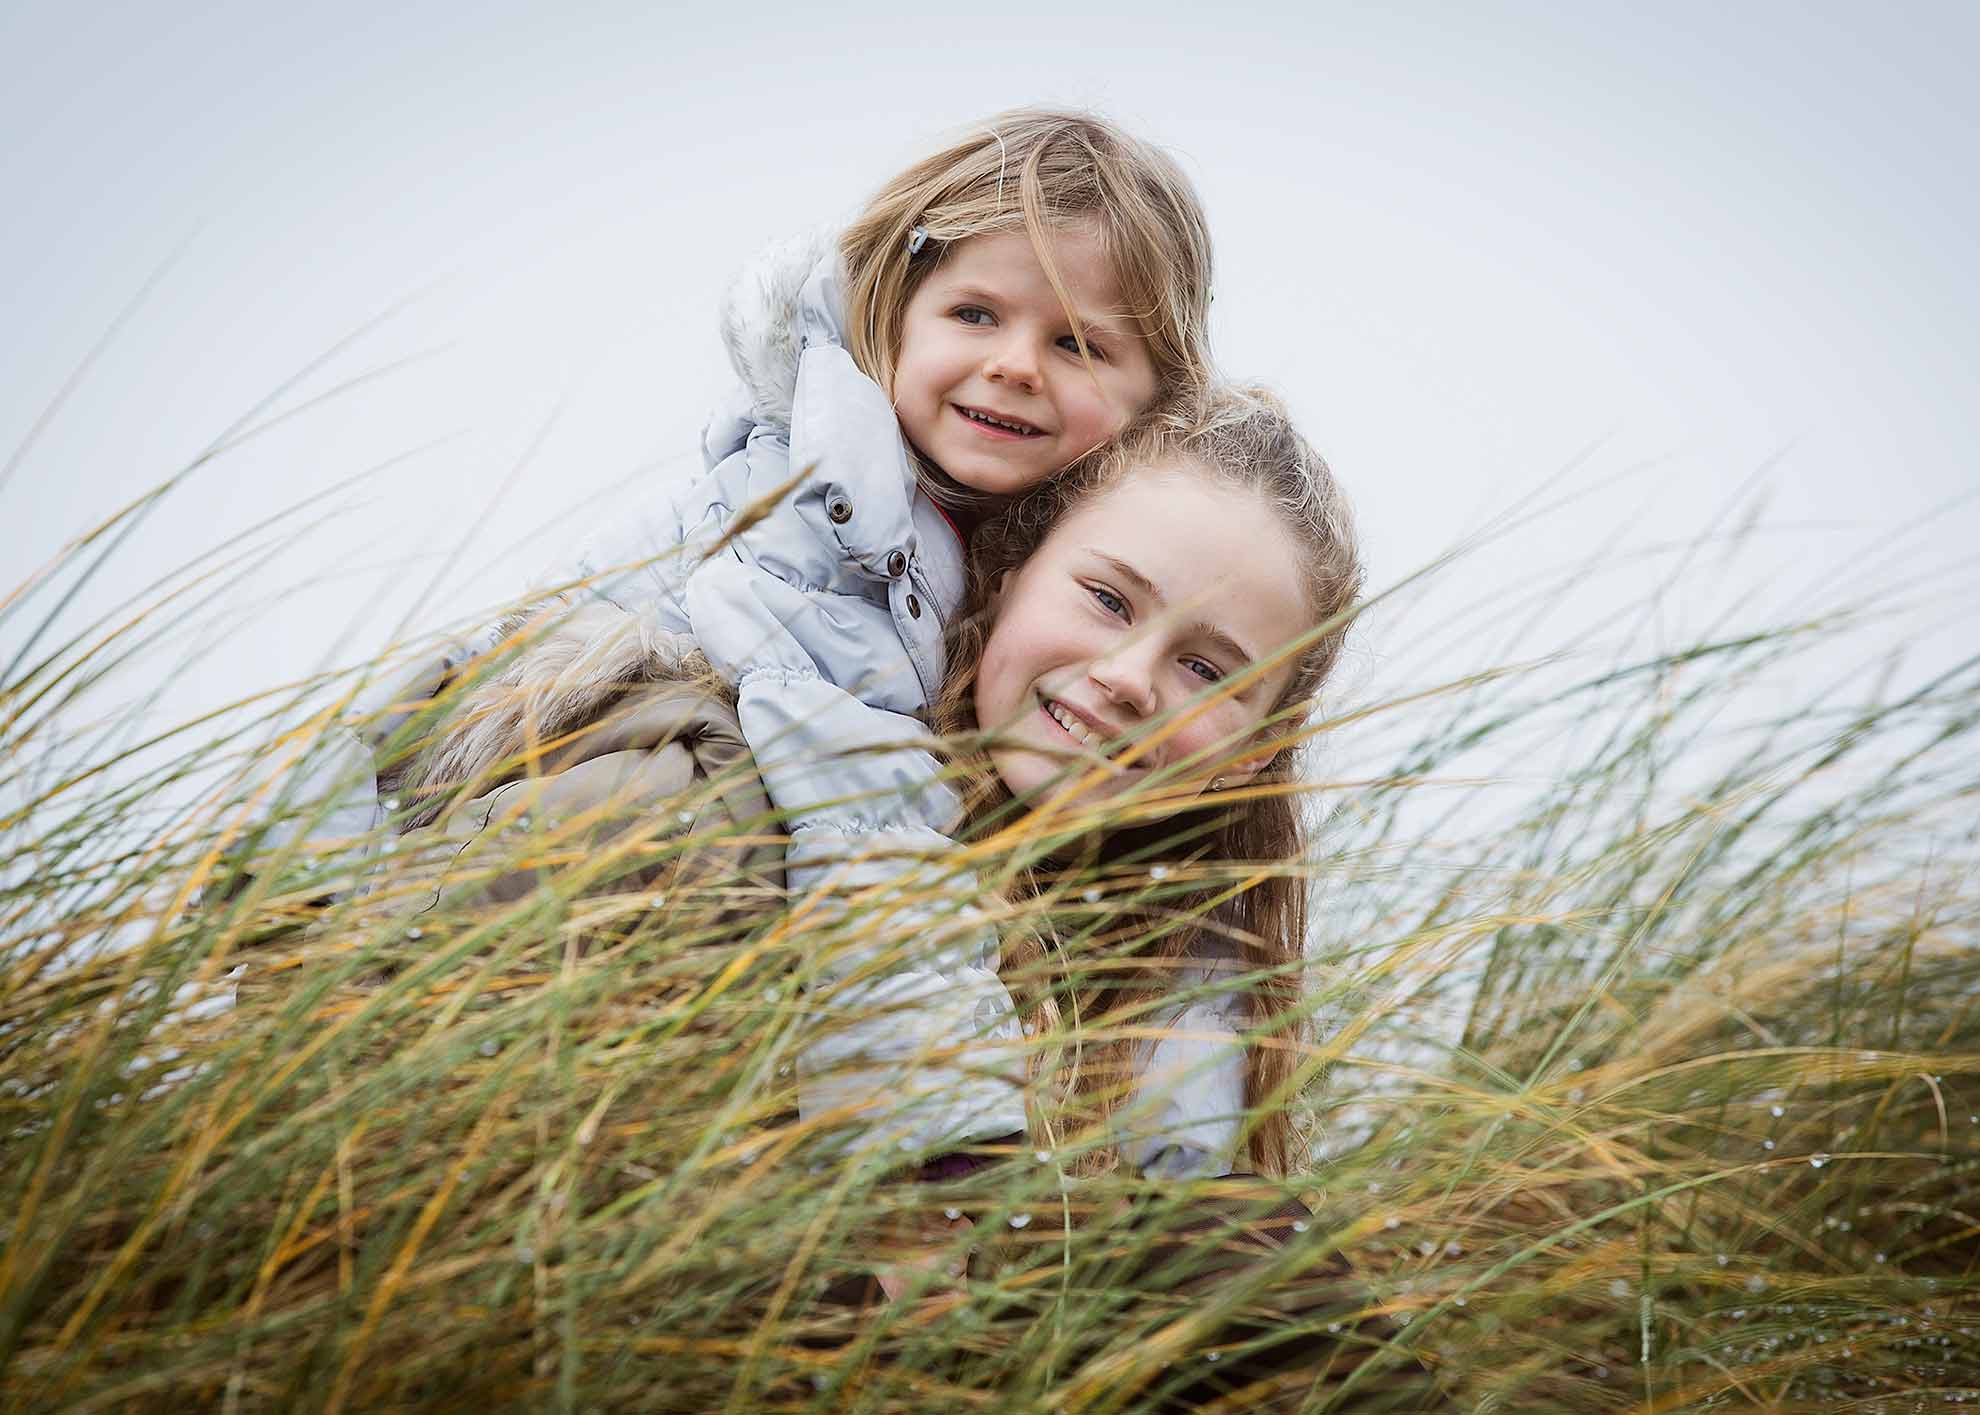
[955,306,994,326]
[1059,334,1107,360]
[1090,585,1128,617]
[1185,659,1224,684]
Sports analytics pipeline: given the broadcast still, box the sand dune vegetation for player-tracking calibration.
[3,474,1975,1412]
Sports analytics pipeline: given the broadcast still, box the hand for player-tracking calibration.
[874,1208,974,1302]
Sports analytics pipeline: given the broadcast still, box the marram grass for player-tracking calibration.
[2,492,1976,1412]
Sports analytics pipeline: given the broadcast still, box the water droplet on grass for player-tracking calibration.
[1034,1149,1051,1164]
[1008,1213,1031,1229]
[943,1207,961,1221]
[1149,865,1169,880]
[1770,1105,1784,1117]
[1292,1219,1308,1233]
[1082,887,1102,904]
[1810,1154,1829,1168]
[1763,1140,1775,1150]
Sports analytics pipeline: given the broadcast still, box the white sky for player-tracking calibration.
[4,0,1977,746]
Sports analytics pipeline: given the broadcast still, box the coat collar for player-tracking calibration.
[717,230,839,432]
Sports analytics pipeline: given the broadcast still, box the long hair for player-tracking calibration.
[838,108,1214,457]
[937,385,1362,1175]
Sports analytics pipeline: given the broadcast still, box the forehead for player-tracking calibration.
[1046,463,1312,673]
[928,224,1129,316]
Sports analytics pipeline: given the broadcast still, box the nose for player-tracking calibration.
[1087,642,1158,718]
[982,331,1040,392]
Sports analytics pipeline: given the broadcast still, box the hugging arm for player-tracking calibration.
[686,553,1030,1157]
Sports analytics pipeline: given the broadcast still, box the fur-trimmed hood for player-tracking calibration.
[717,230,840,431]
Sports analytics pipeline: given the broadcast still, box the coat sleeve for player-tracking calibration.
[683,553,1029,1156]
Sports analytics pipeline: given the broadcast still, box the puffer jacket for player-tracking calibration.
[561,233,1029,1155]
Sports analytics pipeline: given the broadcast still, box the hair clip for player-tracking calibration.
[906,226,930,256]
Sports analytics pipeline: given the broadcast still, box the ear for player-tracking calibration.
[988,568,1012,605]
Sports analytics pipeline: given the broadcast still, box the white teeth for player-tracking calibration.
[963,407,1036,435]
[1046,701,1098,749]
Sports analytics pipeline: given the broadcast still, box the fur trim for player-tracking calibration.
[718,230,836,430]
[399,600,709,826]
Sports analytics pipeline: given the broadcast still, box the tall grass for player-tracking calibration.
[2,472,1975,1412]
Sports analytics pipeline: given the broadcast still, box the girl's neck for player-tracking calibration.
[913,457,997,541]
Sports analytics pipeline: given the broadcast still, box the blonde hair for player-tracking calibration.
[938,384,1362,1175]
[839,108,1215,413]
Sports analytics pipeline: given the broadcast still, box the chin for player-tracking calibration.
[991,747,1134,819]
[944,458,1046,499]
[987,745,1052,802]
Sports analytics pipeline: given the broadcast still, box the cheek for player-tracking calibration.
[974,631,1021,721]
[1055,374,1148,455]
[1057,385,1120,444]
[1175,702,1267,765]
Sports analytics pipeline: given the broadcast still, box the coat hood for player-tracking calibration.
[718,230,842,430]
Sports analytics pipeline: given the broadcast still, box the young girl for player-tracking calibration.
[393,110,1217,1156]
[927,382,1363,1178]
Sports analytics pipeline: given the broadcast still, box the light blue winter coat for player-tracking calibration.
[556,235,1023,1154]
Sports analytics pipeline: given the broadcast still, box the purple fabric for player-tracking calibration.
[909,1132,1025,1183]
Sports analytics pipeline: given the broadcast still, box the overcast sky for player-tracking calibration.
[4,0,1976,753]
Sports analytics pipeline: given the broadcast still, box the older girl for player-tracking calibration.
[796,382,1361,1180]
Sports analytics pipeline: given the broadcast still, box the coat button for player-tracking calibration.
[827,495,853,524]
[905,593,921,619]
[886,550,907,578]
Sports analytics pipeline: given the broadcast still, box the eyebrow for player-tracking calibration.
[1086,550,1259,671]
[946,284,1127,340]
